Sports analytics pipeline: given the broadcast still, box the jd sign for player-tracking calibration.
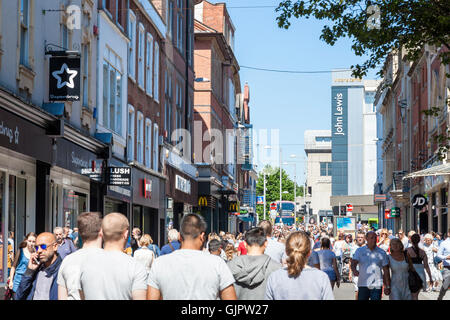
[412,194,427,210]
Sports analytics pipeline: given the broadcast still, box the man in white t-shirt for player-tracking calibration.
[351,231,391,300]
[57,212,103,300]
[78,213,148,300]
[147,213,237,300]
[258,220,286,264]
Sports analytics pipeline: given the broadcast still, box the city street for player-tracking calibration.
[333,283,449,300]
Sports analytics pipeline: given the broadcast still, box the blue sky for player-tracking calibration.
[218,0,380,185]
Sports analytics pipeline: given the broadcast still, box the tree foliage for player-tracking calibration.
[275,0,450,78]
[255,165,303,222]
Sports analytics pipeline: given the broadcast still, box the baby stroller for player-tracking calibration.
[340,251,352,283]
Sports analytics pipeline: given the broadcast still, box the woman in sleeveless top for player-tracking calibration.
[8,232,36,298]
[387,239,411,300]
[406,234,433,300]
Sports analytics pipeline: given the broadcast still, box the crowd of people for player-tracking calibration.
[3,212,450,301]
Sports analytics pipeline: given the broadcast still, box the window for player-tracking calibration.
[19,0,30,66]
[137,112,144,163]
[228,78,235,115]
[82,44,89,107]
[146,33,153,96]
[167,0,173,39]
[127,105,135,161]
[103,48,123,134]
[117,0,124,28]
[187,0,194,66]
[153,123,159,171]
[104,0,112,13]
[315,136,331,143]
[138,23,145,88]
[154,42,160,102]
[320,162,332,176]
[176,0,183,52]
[176,82,183,131]
[145,119,152,168]
[128,11,136,79]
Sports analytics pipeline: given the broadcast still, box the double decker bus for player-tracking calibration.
[274,201,296,226]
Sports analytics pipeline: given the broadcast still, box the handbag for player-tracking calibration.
[4,280,13,300]
[404,251,423,294]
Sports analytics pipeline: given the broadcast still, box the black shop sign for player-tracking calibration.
[107,166,131,186]
[49,56,80,101]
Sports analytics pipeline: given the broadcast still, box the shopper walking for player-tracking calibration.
[265,231,334,300]
[350,231,391,300]
[317,237,340,289]
[78,213,148,300]
[147,213,237,300]
[15,232,62,300]
[57,212,103,300]
[8,232,36,299]
[422,233,442,292]
[377,229,390,253]
[160,229,181,255]
[406,233,433,300]
[133,234,155,275]
[258,220,286,264]
[227,227,281,300]
[437,228,450,300]
[54,227,77,260]
[387,239,411,300]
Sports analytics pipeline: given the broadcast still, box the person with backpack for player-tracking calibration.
[160,229,180,256]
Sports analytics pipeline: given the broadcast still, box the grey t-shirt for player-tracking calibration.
[57,247,103,300]
[264,238,286,264]
[33,269,53,300]
[317,249,336,272]
[265,267,334,300]
[79,250,148,300]
[147,249,235,300]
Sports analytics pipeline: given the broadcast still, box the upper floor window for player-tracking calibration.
[128,11,137,80]
[154,42,160,102]
[145,118,152,168]
[103,48,123,134]
[176,0,183,52]
[137,112,144,163]
[117,0,125,28]
[167,0,174,39]
[82,44,90,107]
[138,23,145,88]
[153,123,159,171]
[127,105,135,161]
[19,0,30,67]
[320,162,332,176]
[146,33,154,96]
[315,136,331,143]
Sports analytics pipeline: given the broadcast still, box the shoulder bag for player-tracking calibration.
[404,250,423,294]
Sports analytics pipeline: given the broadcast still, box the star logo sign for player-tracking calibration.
[52,63,78,89]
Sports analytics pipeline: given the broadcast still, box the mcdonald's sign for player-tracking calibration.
[198,196,208,207]
[229,201,239,213]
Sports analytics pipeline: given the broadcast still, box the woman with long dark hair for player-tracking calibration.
[406,233,433,300]
[265,231,334,300]
[317,237,340,289]
[8,232,37,298]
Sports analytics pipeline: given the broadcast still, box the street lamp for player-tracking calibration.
[263,145,272,220]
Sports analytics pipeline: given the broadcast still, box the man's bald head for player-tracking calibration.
[37,232,56,244]
[102,213,129,242]
[35,232,58,263]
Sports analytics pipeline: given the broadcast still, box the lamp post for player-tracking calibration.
[263,145,272,221]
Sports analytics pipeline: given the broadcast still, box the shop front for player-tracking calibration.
[0,106,53,285]
[131,166,165,247]
[104,157,132,218]
[165,165,198,231]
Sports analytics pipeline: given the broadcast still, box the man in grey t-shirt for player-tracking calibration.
[147,214,237,300]
[258,220,286,264]
[78,213,147,300]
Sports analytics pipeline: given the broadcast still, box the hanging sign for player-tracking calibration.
[49,56,81,101]
[107,166,131,186]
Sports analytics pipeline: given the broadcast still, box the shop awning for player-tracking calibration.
[403,163,450,179]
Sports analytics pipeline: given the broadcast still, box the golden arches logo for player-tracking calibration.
[229,202,239,212]
[198,196,208,207]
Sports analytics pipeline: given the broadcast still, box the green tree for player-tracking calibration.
[255,165,303,222]
[275,0,450,78]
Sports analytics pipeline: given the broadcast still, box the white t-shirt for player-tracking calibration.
[57,247,103,300]
[147,249,235,300]
[133,247,155,274]
[352,246,389,289]
[264,238,286,264]
[79,250,148,300]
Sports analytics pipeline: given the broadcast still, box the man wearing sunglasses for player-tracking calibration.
[15,232,62,300]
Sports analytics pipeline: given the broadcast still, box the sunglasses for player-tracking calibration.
[35,242,55,251]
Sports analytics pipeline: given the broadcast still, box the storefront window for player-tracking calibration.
[63,189,87,229]
[8,176,27,251]
[104,198,128,216]
[0,172,5,283]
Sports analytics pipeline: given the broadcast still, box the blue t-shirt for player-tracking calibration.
[160,240,181,256]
